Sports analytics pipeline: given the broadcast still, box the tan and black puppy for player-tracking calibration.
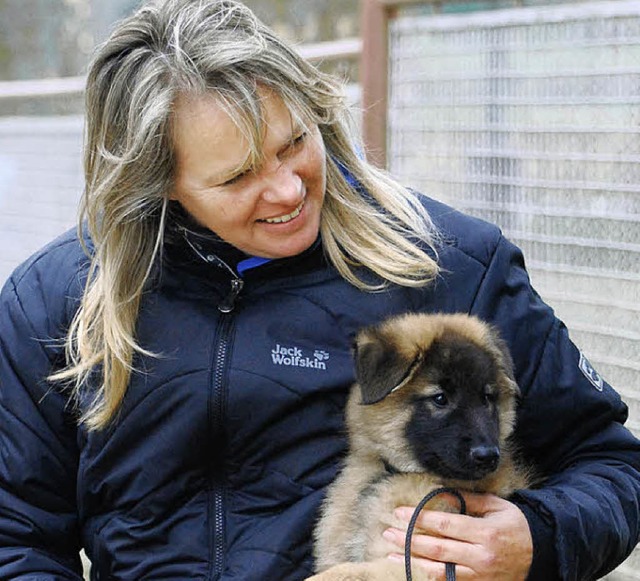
[308,313,532,581]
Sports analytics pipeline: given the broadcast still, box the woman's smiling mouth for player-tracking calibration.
[259,199,305,224]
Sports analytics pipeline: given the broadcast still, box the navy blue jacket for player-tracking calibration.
[1,195,639,580]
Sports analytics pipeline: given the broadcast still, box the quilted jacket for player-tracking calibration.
[1,194,639,580]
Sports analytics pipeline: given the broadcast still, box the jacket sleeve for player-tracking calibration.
[469,233,640,581]
[0,270,83,579]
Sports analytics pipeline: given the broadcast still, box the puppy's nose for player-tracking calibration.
[470,445,500,471]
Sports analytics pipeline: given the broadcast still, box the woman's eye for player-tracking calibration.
[291,131,307,148]
[222,171,249,187]
[278,131,308,161]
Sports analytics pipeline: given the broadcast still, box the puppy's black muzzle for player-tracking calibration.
[470,445,500,474]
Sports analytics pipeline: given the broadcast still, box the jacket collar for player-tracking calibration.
[164,202,250,274]
[159,202,328,300]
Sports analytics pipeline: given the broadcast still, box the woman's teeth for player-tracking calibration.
[263,201,304,224]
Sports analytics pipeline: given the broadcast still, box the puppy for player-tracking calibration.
[308,313,531,581]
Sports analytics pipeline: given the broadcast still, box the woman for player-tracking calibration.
[0,0,638,579]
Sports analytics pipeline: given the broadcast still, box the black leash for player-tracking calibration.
[404,487,466,581]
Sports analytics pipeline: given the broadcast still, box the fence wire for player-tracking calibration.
[387,5,640,574]
[388,0,640,424]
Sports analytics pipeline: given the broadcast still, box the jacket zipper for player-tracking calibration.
[209,312,234,580]
[179,225,246,578]
[180,229,245,314]
[209,264,244,577]
[218,278,244,314]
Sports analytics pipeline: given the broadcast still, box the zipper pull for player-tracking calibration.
[218,278,244,313]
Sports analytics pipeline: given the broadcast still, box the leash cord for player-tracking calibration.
[404,487,467,581]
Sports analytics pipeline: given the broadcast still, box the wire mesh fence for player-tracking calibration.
[0,115,84,283]
[387,0,640,421]
[386,3,640,574]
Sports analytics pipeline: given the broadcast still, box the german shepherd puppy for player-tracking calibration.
[308,313,531,581]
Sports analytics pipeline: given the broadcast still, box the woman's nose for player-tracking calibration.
[261,165,303,204]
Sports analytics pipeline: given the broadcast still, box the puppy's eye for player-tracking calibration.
[484,387,498,404]
[431,393,449,407]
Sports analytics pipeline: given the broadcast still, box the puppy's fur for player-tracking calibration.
[308,313,531,581]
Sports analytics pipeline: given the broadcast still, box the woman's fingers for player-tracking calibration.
[382,493,533,581]
[384,525,485,563]
[387,551,475,580]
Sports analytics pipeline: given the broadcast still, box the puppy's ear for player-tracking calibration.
[486,326,520,396]
[354,328,421,405]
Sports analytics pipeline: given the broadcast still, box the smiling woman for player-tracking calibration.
[171,89,326,258]
[0,0,639,580]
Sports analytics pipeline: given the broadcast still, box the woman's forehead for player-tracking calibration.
[173,88,303,144]
[171,88,309,185]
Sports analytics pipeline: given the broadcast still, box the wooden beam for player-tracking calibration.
[361,0,442,168]
[360,0,389,169]
[0,76,86,99]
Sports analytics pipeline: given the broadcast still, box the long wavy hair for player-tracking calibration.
[51,0,441,430]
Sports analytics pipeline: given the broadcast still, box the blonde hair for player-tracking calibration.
[52,0,440,430]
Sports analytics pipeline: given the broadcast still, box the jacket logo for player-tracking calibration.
[579,351,604,391]
[271,344,329,370]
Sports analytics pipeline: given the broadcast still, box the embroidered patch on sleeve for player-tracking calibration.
[579,351,604,391]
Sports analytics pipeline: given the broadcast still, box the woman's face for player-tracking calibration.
[171,89,326,259]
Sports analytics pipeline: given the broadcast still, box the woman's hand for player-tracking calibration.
[383,492,533,580]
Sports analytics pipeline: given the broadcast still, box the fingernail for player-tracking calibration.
[394,507,412,521]
[382,529,396,542]
[387,553,403,562]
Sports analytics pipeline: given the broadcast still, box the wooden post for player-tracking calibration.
[361,1,438,169]
[360,0,389,169]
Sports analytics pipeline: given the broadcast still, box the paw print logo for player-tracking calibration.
[314,350,330,362]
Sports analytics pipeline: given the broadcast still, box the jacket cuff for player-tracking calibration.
[512,498,560,581]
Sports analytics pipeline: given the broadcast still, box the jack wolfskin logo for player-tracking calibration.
[579,351,604,391]
[271,344,329,370]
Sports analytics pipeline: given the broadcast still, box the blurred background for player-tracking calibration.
[0,0,638,578]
